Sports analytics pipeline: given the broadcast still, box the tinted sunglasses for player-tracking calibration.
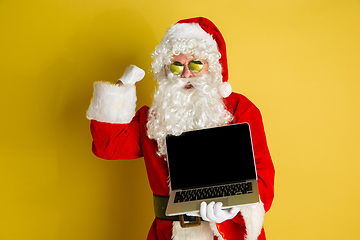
[169,60,204,75]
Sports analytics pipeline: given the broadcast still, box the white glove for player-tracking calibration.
[118,65,145,85]
[187,201,241,223]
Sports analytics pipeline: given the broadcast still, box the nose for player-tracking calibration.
[180,65,194,78]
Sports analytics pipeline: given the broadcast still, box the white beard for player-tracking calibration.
[147,74,233,157]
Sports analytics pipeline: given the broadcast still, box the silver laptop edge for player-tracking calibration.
[166,179,259,216]
[165,123,260,216]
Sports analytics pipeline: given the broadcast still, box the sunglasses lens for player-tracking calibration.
[189,60,203,73]
[170,62,184,75]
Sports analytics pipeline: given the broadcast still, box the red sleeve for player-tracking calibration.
[232,100,275,213]
[90,107,146,160]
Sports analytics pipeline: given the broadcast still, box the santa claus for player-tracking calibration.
[86,17,275,240]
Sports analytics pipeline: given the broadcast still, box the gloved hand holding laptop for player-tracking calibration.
[187,201,241,223]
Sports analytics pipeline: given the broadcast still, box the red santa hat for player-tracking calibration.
[163,17,232,98]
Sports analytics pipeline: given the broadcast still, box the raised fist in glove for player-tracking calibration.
[116,65,145,85]
[188,201,241,223]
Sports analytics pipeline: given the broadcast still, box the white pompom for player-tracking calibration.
[218,82,232,98]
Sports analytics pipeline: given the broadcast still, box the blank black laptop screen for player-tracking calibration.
[166,123,257,190]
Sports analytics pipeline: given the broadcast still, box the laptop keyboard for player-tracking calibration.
[174,182,253,203]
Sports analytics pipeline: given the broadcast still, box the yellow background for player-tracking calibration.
[1,0,360,239]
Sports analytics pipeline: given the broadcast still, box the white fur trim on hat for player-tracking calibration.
[219,81,232,98]
[163,23,218,49]
[86,81,137,123]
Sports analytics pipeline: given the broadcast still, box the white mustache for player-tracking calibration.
[165,74,217,96]
[167,74,209,85]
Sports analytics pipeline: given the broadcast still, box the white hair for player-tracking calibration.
[151,36,223,85]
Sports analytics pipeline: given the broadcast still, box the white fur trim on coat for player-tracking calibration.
[209,222,224,240]
[86,81,137,123]
[208,202,264,240]
[240,201,265,240]
[172,201,265,240]
[172,221,214,240]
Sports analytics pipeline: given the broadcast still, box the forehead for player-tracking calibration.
[171,53,192,62]
[171,53,206,63]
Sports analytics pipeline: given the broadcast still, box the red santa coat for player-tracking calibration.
[89,91,275,240]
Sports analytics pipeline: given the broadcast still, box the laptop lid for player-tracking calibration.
[166,123,257,191]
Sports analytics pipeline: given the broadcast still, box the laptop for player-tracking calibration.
[165,123,260,216]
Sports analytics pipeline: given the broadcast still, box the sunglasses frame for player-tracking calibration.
[168,60,205,75]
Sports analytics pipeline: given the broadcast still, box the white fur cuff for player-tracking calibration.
[86,81,137,123]
[240,201,265,240]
